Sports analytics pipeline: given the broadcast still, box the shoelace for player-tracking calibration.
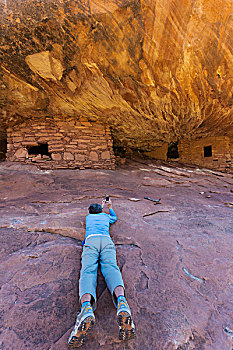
[118,299,128,309]
[82,304,93,314]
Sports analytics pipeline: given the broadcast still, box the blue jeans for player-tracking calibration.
[79,235,124,309]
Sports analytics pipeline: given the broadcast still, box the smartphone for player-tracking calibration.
[105,195,110,202]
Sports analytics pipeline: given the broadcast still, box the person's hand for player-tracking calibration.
[101,200,105,208]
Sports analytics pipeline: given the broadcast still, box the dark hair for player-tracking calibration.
[88,203,102,214]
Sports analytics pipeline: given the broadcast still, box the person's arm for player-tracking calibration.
[107,199,117,224]
[81,216,87,246]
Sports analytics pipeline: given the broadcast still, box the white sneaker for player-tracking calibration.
[117,297,136,341]
[68,303,95,348]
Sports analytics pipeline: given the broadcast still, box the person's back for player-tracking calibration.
[85,208,117,239]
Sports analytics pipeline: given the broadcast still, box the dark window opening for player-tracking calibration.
[204,145,212,157]
[113,146,126,158]
[27,143,51,158]
[0,131,7,161]
[167,142,179,159]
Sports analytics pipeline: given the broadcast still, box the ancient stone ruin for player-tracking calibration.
[1,0,232,173]
[179,137,233,172]
[6,117,115,169]
[145,137,233,172]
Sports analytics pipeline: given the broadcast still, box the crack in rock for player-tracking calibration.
[143,210,169,217]
[115,242,141,249]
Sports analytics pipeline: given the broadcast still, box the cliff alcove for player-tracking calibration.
[0,0,232,171]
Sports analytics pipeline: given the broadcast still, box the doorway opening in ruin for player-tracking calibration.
[112,132,126,158]
[167,142,179,159]
[0,130,7,161]
[204,145,212,157]
[113,145,126,158]
[27,143,52,159]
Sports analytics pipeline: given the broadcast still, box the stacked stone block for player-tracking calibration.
[178,136,232,172]
[7,116,115,169]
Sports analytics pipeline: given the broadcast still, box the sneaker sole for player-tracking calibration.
[68,316,95,348]
[117,311,136,341]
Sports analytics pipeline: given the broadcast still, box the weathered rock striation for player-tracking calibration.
[0,0,233,154]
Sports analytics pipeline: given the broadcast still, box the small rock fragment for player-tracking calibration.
[144,196,161,203]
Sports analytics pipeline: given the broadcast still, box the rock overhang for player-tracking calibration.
[0,0,233,151]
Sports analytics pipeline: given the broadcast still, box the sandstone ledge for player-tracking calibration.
[0,160,233,349]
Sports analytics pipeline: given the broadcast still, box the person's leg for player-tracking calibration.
[68,238,100,348]
[100,237,136,341]
[81,293,92,304]
[99,237,125,304]
[114,285,124,298]
[79,240,100,308]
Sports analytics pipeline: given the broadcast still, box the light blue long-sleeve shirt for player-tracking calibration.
[84,209,117,241]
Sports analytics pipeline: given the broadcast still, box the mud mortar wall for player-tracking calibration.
[179,137,232,172]
[7,117,115,169]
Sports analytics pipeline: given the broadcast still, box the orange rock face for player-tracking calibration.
[0,0,233,150]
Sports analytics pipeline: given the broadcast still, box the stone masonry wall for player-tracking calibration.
[230,141,233,162]
[178,136,232,172]
[7,116,115,169]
